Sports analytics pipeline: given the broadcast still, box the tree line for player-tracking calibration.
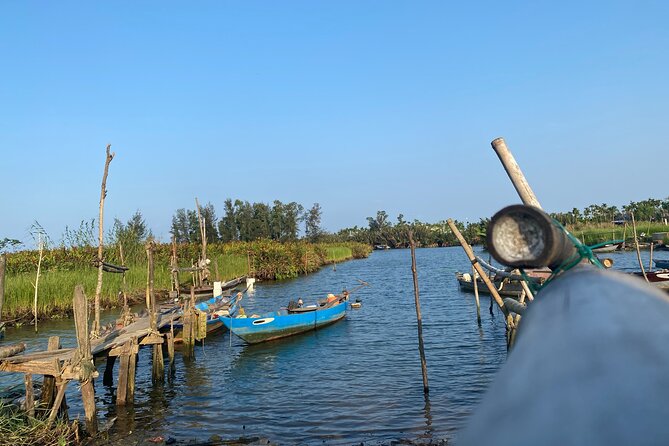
[550,197,669,226]
[170,200,324,244]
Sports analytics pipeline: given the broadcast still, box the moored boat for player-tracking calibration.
[455,272,544,298]
[632,269,669,291]
[219,292,349,344]
[654,259,669,269]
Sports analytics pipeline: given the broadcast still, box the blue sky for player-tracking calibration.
[1,1,668,244]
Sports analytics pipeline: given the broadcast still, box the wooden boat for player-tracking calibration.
[456,272,526,298]
[632,269,669,290]
[219,293,348,344]
[588,239,624,254]
[654,259,669,269]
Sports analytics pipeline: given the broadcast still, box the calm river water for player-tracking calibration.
[2,247,660,444]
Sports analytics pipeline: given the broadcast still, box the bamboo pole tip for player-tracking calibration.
[491,137,506,147]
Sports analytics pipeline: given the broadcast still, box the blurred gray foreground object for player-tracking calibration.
[459,266,669,446]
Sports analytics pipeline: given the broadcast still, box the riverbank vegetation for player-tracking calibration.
[2,240,370,321]
[0,402,77,446]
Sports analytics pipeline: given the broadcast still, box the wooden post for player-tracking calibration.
[116,341,133,406]
[183,287,195,360]
[166,331,175,379]
[47,380,69,425]
[195,197,207,262]
[447,219,509,318]
[472,266,482,326]
[103,355,117,386]
[24,374,35,417]
[0,253,6,323]
[93,144,115,336]
[171,235,179,292]
[409,231,429,394]
[491,137,542,208]
[119,242,129,318]
[39,336,61,416]
[649,241,654,272]
[146,240,164,383]
[127,337,138,404]
[73,285,98,434]
[631,212,649,283]
[146,241,157,331]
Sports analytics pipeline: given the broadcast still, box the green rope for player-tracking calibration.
[520,219,606,294]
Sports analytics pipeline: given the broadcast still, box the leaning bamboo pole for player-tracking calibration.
[447,219,510,319]
[93,145,115,335]
[631,212,649,283]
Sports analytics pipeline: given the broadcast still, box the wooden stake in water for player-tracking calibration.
[93,144,114,336]
[408,231,429,394]
[472,266,481,326]
[649,241,654,272]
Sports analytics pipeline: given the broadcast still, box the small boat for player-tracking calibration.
[456,272,528,298]
[632,269,669,291]
[219,293,349,344]
[654,259,669,269]
[590,240,624,253]
[350,299,362,309]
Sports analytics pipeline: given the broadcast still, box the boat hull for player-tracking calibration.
[220,301,347,344]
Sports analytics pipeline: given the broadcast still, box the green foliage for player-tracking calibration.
[2,241,371,318]
[0,401,76,446]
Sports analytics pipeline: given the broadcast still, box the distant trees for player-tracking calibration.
[304,203,323,242]
[173,199,307,243]
[551,197,669,225]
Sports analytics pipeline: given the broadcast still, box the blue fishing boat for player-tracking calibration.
[219,293,349,344]
[655,259,669,269]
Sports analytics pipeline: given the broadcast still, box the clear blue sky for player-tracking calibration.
[1,1,668,245]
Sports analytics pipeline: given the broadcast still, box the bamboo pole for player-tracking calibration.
[196,198,206,260]
[119,243,128,313]
[0,253,6,322]
[472,266,481,326]
[93,144,115,335]
[33,233,44,333]
[408,231,429,394]
[649,241,654,272]
[491,138,541,208]
[447,220,509,318]
[171,235,179,292]
[631,212,649,283]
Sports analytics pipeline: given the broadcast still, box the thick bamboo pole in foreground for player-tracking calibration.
[491,137,541,209]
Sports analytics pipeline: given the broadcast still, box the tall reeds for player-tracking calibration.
[2,241,371,320]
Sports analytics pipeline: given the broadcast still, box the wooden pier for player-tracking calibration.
[0,274,248,436]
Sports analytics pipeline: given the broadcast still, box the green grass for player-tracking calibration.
[2,242,371,320]
[0,401,76,446]
[567,222,669,245]
[324,245,352,262]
